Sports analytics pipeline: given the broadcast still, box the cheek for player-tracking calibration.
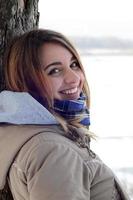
[47,78,62,93]
[43,76,53,97]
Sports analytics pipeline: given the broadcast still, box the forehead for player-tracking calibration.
[40,42,74,62]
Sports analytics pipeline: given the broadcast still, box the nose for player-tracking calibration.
[64,68,80,85]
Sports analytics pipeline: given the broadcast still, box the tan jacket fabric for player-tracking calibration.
[0,124,130,200]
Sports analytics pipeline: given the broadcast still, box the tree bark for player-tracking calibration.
[0,0,40,90]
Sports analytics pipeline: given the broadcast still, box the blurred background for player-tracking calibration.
[39,0,133,198]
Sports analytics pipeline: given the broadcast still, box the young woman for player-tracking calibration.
[0,29,129,199]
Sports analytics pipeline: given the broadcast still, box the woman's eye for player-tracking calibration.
[70,61,80,70]
[48,68,61,75]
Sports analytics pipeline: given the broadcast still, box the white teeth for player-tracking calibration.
[62,87,78,94]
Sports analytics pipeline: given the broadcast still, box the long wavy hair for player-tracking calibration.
[4,29,91,132]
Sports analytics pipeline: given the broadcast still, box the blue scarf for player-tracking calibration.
[53,93,90,127]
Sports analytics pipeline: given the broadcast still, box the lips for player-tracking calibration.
[61,87,78,95]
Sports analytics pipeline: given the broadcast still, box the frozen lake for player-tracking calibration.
[81,54,133,199]
[91,136,133,199]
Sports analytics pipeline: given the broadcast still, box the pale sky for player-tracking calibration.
[39,0,133,39]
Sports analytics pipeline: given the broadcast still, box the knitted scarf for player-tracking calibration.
[53,93,90,127]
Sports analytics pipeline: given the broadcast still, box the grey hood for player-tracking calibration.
[0,90,59,189]
[0,90,58,125]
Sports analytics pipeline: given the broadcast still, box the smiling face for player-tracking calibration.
[41,42,85,101]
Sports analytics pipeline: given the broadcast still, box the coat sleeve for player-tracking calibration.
[26,140,91,200]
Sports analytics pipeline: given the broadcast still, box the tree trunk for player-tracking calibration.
[0,0,40,90]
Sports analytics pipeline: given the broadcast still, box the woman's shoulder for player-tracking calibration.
[12,124,104,168]
[11,125,94,181]
[15,124,90,162]
[14,125,108,178]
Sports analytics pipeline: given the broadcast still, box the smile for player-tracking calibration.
[61,87,78,95]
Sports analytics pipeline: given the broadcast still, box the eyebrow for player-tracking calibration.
[44,62,62,71]
[44,56,76,71]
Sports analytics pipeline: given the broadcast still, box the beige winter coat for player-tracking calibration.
[0,91,130,199]
[0,124,130,200]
